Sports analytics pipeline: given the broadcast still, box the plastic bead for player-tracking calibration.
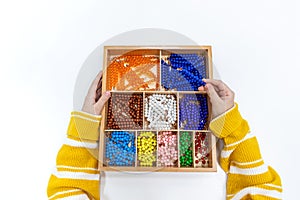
[105,131,136,166]
[194,132,210,167]
[107,53,159,91]
[137,132,157,167]
[104,52,212,170]
[179,94,208,130]
[179,131,193,167]
[144,94,177,130]
[161,53,206,91]
[107,93,143,129]
[157,131,178,167]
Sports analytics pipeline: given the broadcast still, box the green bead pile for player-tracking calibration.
[179,132,193,167]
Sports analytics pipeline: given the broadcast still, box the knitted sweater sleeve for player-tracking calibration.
[47,111,102,200]
[209,103,282,200]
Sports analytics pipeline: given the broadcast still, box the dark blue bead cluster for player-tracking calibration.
[179,94,208,130]
[161,53,206,91]
[105,131,136,166]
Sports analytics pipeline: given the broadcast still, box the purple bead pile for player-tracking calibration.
[161,53,206,91]
[179,94,208,130]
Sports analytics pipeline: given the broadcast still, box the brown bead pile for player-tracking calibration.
[106,93,143,129]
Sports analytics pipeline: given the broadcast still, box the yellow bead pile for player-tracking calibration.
[137,132,157,167]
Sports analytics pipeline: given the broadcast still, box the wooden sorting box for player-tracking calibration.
[99,46,217,172]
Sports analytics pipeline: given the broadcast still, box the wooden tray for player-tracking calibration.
[98,46,217,172]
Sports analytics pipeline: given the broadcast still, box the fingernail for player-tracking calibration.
[202,78,206,82]
[105,91,110,96]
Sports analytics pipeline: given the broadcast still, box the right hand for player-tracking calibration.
[198,79,235,119]
[82,71,111,115]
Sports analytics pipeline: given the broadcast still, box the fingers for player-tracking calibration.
[205,83,220,102]
[94,91,111,114]
[203,79,228,92]
[92,71,103,88]
[198,86,205,91]
[218,90,227,97]
[95,78,103,102]
[199,83,227,99]
[203,79,234,98]
[87,71,103,97]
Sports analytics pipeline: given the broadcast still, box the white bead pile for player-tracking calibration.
[145,94,177,130]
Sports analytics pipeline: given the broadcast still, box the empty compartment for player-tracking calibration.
[104,131,136,167]
[179,93,209,130]
[105,48,160,91]
[137,131,157,167]
[157,131,178,167]
[106,92,143,130]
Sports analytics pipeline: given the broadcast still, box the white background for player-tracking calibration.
[0,0,299,199]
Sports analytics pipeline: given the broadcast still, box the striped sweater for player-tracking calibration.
[47,104,282,199]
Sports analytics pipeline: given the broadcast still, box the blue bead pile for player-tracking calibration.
[105,131,136,166]
[179,94,208,130]
[161,53,206,91]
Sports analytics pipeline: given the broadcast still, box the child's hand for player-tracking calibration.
[198,79,235,119]
[82,71,111,115]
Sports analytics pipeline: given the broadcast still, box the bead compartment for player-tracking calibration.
[179,94,209,130]
[137,131,157,167]
[157,131,178,167]
[99,46,216,172]
[104,131,136,167]
[106,92,143,130]
[144,93,178,130]
[103,130,214,169]
[161,50,207,91]
[194,132,211,168]
[106,49,160,91]
[179,131,194,167]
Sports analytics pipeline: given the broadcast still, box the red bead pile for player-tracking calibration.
[194,132,210,167]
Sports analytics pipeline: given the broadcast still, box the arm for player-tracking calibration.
[200,80,282,200]
[47,72,111,200]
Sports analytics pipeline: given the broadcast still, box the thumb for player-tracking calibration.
[94,91,111,115]
[205,84,221,104]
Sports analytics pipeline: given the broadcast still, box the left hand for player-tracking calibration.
[82,71,111,115]
[198,79,235,119]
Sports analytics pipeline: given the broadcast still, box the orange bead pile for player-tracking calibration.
[106,54,160,91]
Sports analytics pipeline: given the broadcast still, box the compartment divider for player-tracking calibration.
[177,92,180,130]
[135,131,137,167]
[159,49,162,91]
[143,92,145,130]
[156,131,159,167]
[178,131,181,168]
[193,131,195,168]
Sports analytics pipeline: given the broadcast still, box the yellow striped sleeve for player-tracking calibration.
[68,111,102,141]
[47,111,101,200]
[209,104,282,200]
